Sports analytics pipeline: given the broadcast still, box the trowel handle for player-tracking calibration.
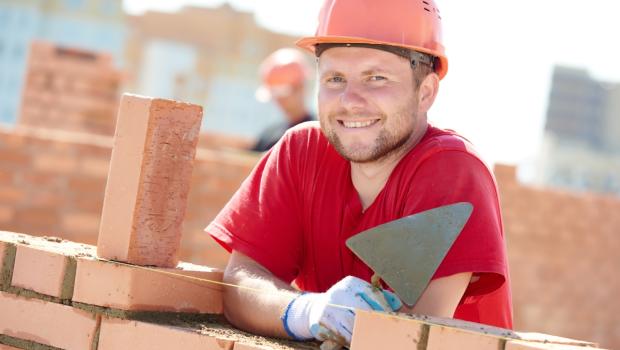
[320,340,343,350]
[370,273,381,289]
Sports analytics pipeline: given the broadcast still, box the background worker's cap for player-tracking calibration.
[296,0,448,79]
[255,48,311,102]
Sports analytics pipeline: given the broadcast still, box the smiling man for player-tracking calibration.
[205,0,512,347]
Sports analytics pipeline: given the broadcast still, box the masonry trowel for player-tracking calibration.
[345,202,473,307]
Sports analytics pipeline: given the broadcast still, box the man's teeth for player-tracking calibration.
[342,120,376,128]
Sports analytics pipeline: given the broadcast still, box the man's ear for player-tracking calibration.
[418,72,440,113]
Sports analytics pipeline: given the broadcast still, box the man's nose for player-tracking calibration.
[339,82,367,110]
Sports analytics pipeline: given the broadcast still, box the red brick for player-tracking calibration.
[32,154,78,174]
[426,323,502,350]
[79,157,111,177]
[67,177,105,194]
[73,258,223,313]
[506,340,607,349]
[0,206,14,223]
[0,187,25,204]
[233,343,271,350]
[61,213,100,234]
[0,150,32,168]
[13,207,58,234]
[11,244,72,298]
[97,94,203,267]
[514,333,598,348]
[97,317,234,350]
[350,310,426,350]
[0,291,99,350]
[0,171,12,185]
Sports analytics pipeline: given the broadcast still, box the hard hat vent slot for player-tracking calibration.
[421,0,442,20]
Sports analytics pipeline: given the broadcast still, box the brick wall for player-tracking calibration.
[1,125,617,349]
[0,125,257,269]
[18,41,122,136]
[495,165,619,349]
[0,231,605,350]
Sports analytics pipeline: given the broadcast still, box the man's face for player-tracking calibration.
[318,46,422,163]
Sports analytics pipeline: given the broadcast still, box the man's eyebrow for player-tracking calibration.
[319,70,343,78]
[360,67,393,75]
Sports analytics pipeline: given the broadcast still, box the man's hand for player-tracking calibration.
[281,276,402,346]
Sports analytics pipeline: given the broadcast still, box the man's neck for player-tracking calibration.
[351,123,428,210]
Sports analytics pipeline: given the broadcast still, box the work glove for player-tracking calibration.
[281,276,402,346]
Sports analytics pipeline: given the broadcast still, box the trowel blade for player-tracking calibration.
[345,202,473,306]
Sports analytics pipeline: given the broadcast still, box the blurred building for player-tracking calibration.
[0,0,125,125]
[125,4,315,139]
[535,66,620,195]
[18,41,121,135]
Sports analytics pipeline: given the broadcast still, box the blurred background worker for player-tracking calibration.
[252,48,314,152]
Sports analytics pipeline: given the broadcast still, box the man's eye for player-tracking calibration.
[369,75,387,81]
[326,76,345,83]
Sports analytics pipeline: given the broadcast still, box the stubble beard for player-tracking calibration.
[320,110,417,164]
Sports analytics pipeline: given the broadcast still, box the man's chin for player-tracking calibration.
[335,146,377,163]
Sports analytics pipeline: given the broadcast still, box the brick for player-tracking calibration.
[0,242,16,290]
[0,187,26,204]
[350,310,426,350]
[97,94,203,267]
[0,150,32,168]
[73,258,223,313]
[0,171,12,185]
[0,291,99,350]
[0,206,14,223]
[97,317,234,350]
[61,212,100,234]
[13,207,58,234]
[33,154,78,174]
[233,344,272,350]
[506,340,607,349]
[79,157,111,177]
[514,333,598,348]
[67,177,105,194]
[426,322,502,350]
[11,244,75,299]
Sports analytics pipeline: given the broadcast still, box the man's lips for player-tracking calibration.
[337,119,381,128]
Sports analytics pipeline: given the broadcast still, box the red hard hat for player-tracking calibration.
[256,48,310,102]
[296,0,448,79]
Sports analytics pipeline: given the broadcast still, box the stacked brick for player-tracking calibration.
[0,231,606,350]
[0,230,305,350]
[18,40,122,136]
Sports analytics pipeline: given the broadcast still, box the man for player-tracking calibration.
[206,0,512,347]
[252,48,314,152]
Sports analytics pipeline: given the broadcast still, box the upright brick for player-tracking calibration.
[0,291,99,350]
[97,94,203,267]
[73,258,223,313]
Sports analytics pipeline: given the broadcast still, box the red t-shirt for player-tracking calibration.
[206,122,513,329]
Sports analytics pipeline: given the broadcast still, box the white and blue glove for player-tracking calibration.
[281,276,402,345]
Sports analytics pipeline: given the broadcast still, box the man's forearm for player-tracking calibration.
[222,251,300,338]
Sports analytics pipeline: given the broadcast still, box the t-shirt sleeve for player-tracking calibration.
[205,131,303,283]
[403,148,507,297]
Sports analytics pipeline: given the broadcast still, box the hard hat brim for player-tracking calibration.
[296,35,448,80]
